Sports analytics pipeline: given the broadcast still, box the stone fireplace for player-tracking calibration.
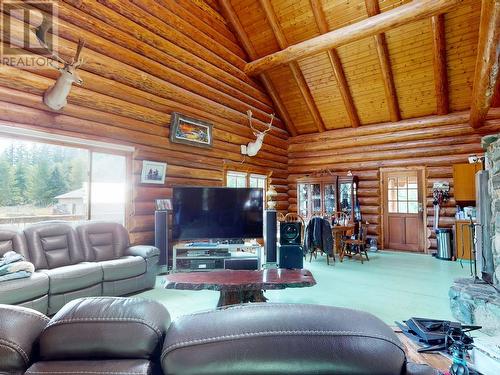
[449,134,500,335]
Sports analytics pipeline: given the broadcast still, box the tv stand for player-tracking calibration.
[172,243,261,272]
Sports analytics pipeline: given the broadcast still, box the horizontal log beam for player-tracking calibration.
[244,0,464,76]
[470,0,500,128]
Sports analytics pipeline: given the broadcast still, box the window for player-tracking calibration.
[0,136,129,228]
[226,170,268,195]
[387,174,419,214]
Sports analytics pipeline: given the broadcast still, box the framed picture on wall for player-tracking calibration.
[170,112,213,148]
[141,160,167,184]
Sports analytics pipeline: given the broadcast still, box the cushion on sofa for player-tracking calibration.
[26,360,156,375]
[0,304,49,375]
[40,297,171,361]
[100,256,146,281]
[0,226,30,259]
[77,222,130,262]
[24,222,84,270]
[0,272,49,304]
[161,303,407,375]
[40,263,103,294]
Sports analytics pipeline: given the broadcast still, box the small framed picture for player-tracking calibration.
[141,160,167,185]
[170,112,213,148]
[155,199,172,211]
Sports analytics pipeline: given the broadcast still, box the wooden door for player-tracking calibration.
[383,171,424,251]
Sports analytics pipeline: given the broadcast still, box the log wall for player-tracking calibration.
[288,110,500,251]
[0,0,289,245]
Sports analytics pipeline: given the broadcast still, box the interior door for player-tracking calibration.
[383,171,424,251]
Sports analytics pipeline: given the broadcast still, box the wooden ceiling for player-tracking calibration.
[220,0,489,135]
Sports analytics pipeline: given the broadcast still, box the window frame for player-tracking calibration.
[0,130,133,229]
[223,162,271,196]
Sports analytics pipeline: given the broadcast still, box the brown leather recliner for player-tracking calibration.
[0,297,439,375]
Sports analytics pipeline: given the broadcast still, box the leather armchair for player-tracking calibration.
[26,296,171,375]
[0,304,49,375]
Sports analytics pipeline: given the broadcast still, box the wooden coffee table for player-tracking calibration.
[164,269,316,307]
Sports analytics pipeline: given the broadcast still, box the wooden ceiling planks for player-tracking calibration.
[445,0,482,112]
[310,0,360,128]
[365,0,401,122]
[231,0,491,133]
[219,0,298,136]
[259,0,326,132]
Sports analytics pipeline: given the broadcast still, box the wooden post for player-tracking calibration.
[365,0,400,122]
[431,14,449,115]
[310,0,360,128]
[259,0,326,132]
[244,0,464,76]
[470,0,500,128]
[218,0,298,136]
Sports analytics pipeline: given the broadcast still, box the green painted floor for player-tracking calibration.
[135,251,470,324]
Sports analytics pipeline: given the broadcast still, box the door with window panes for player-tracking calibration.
[383,171,424,251]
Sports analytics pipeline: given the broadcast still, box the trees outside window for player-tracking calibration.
[0,137,128,228]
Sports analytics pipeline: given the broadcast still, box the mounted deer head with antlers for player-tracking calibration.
[241,110,274,157]
[34,18,85,111]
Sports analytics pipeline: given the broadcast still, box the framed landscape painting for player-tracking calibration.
[170,113,213,148]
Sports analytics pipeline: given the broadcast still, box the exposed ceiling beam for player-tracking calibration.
[244,0,464,76]
[218,0,298,136]
[470,0,500,128]
[310,0,360,128]
[365,0,400,122]
[431,14,450,115]
[259,0,326,132]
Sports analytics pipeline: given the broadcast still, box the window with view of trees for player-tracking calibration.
[0,137,128,228]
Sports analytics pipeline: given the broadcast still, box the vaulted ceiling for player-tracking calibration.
[221,0,487,135]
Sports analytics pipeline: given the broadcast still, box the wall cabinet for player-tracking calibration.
[453,163,482,202]
[297,176,359,222]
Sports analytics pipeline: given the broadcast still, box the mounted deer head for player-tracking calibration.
[34,20,85,110]
[241,110,274,157]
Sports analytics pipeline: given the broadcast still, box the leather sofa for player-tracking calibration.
[0,296,440,375]
[0,221,159,315]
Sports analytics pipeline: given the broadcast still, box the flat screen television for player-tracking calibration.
[172,187,263,240]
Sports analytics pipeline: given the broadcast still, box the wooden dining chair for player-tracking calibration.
[341,222,369,264]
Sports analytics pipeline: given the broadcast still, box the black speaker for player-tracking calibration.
[280,222,302,245]
[264,210,277,263]
[279,245,303,269]
[154,211,169,268]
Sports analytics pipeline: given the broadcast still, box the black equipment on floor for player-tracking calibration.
[280,222,302,245]
[264,210,277,263]
[278,244,303,269]
[396,317,482,375]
